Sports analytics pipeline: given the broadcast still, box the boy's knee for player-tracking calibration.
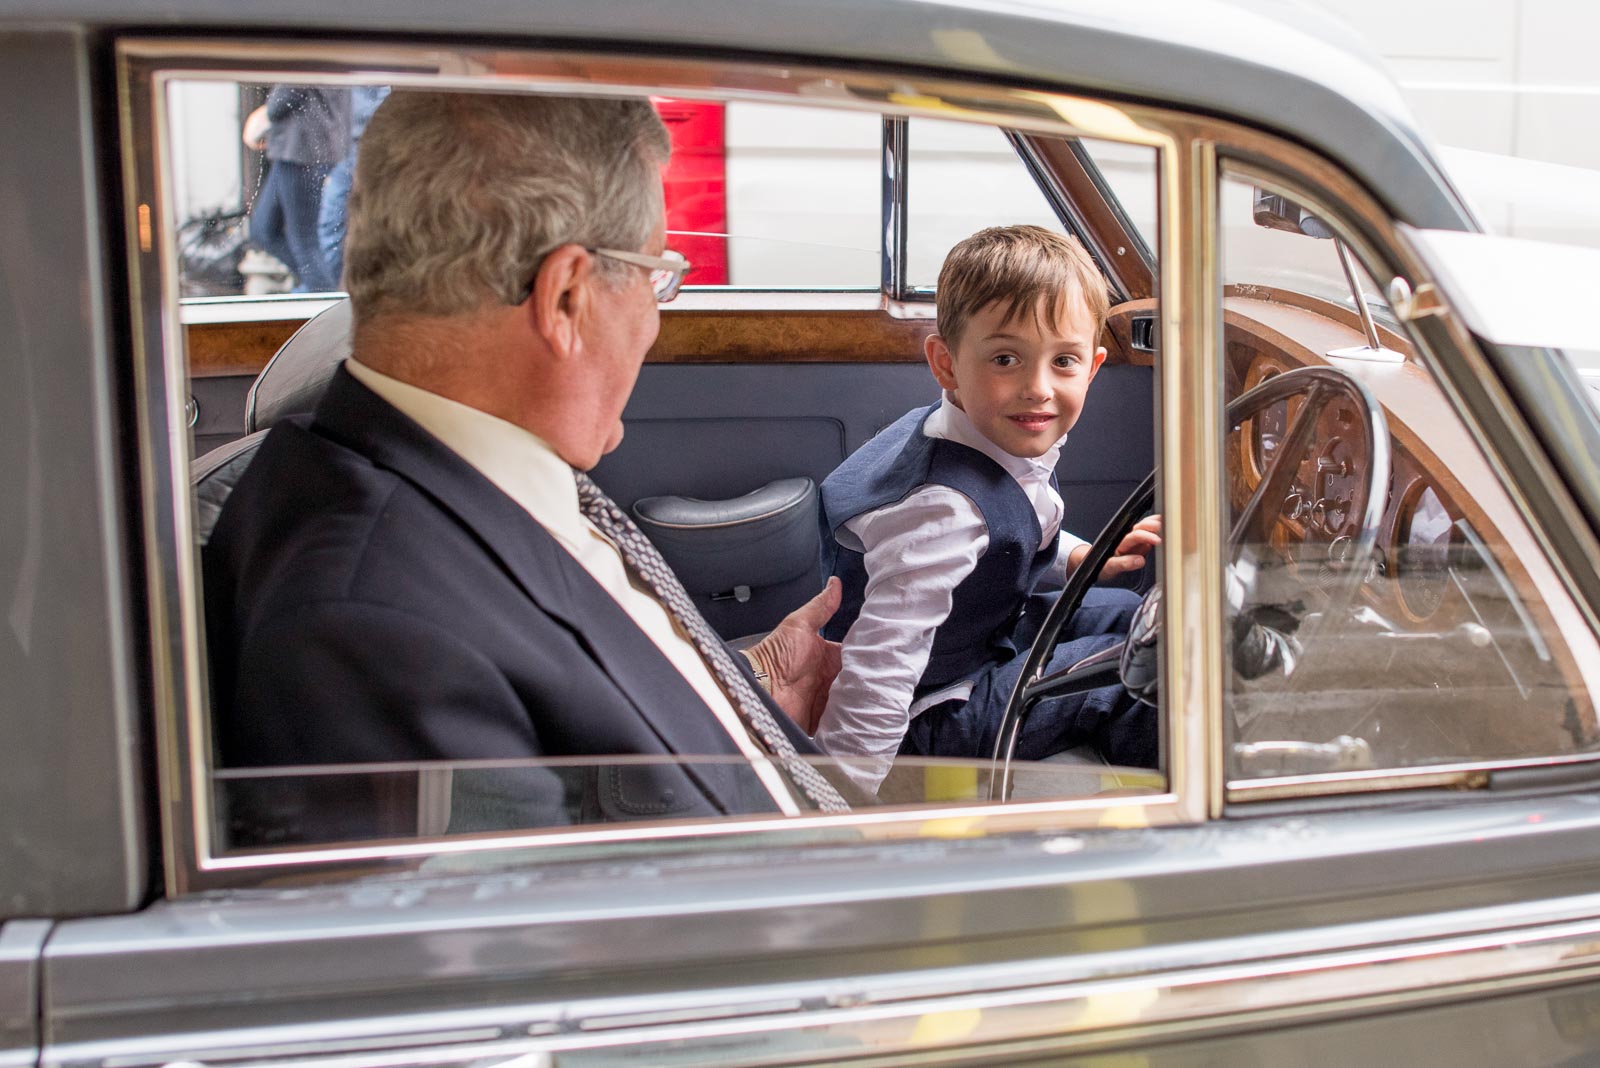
[1073,586,1144,636]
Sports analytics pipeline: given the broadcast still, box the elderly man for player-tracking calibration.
[205,91,849,831]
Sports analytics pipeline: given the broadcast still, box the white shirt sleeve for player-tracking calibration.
[812,486,988,793]
[1043,528,1091,587]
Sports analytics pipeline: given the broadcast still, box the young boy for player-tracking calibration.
[813,225,1160,793]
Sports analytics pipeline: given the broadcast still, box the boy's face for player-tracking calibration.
[925,294,1107,459]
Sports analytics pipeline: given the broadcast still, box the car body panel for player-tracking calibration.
[0,921,47,1068]
[0,0,1470,233]
[1403,228,1600,352]
[39,795,1600,1063]
[0,28,146,920]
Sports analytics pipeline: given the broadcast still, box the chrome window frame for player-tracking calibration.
[1208,150,1600,805]
[118,39,1212,895]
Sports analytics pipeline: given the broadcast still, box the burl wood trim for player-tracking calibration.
[646,307,932,363]
[184,298,1150,373]
[187,319,303,378]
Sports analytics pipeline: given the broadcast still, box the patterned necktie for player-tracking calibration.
[572,470,849,813]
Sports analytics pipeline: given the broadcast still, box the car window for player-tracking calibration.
[1216,163,1600,789]
[1079,138,1158,262]
[169,89,882,299]
[905,117,1063,288]
[139,63,1179,871]
[905,121,1158,297]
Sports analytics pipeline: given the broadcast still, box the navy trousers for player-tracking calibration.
[900,586,1157,769]
[251,159,338,293]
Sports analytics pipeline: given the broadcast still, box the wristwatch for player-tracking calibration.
[740,650,771,692]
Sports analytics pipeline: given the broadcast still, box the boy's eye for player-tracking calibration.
[991,353,1019,367]
[1054,353,1081,368]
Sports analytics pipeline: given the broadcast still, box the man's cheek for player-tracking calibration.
[602,420,626,455]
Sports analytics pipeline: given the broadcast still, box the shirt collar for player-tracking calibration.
[924,391,1066,485]
[344,358,588,546]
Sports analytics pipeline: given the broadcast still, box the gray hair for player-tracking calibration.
[343,91,671,318]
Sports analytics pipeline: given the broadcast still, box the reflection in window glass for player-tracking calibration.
[1218,166,1600,784]
[215,758,1166,851]
[167,85,883,298]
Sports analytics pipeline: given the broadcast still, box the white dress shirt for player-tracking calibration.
[812,394,1087,793]
[345,359,799,815]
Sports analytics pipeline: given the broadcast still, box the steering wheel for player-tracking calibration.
[988,364,1391,799]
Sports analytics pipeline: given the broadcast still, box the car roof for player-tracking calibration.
[3,0,1473,228]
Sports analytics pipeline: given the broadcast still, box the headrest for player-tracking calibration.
[246,299,353,432]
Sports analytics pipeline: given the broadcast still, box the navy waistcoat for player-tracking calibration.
[819,404,1056,694]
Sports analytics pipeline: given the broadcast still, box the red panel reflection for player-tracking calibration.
[654,98,728,285]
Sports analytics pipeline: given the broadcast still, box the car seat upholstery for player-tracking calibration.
[192,299,352,543]
[632,476,822,638]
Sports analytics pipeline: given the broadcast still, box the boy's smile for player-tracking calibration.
[924,294,1107,459]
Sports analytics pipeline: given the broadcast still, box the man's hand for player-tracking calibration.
[743,577,842,735]
[242,105,271,150]
[1069,514,1163,581]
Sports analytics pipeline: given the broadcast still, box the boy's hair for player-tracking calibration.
[935,225,1109,349]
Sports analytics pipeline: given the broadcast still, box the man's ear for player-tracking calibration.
[925,333,960,392]
[529,244,592,360]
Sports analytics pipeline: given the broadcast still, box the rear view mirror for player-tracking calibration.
[1253,189,1335,240]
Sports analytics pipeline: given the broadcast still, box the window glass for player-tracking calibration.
[161,76,1169,858]
[167,89,881,298]
[905,118,1063,287]
[718,101,879,287]
[1079,138,1158,257]
[906,123,1157,298]
[1217,165,1600,784]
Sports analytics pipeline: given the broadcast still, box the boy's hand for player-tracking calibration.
[1069,515,1163,581]
[743,577,843,735]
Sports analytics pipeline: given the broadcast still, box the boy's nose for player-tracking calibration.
[1022,366,1052,400]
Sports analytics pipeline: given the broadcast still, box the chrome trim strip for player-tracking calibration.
[881,115,909,301]
[1229,751,1600,801]
[49,895,1600,1065]
[1170,132,1225,820]
[197,788,1184,873]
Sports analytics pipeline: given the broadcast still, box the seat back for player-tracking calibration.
[192,299,353,542]
[246,298,354,432]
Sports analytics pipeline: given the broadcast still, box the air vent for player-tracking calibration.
[1130,315,1158,353]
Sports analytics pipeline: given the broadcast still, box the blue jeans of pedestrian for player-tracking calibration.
[251,158,337,293]
[900,586,1157,769]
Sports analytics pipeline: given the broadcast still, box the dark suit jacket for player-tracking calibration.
[204,366,818,840]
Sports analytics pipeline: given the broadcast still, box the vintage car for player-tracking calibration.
[8,0,1600,1063]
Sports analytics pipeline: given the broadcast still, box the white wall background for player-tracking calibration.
[1306,0,1600,247]
[1311,0,1600,168]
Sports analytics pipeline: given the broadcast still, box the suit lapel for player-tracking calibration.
[310,368,762,810]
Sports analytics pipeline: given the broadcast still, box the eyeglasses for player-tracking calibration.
[589,247,691,302]
[514,246,692,306]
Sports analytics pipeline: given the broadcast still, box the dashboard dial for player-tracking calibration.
[1397,483,1458,618]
